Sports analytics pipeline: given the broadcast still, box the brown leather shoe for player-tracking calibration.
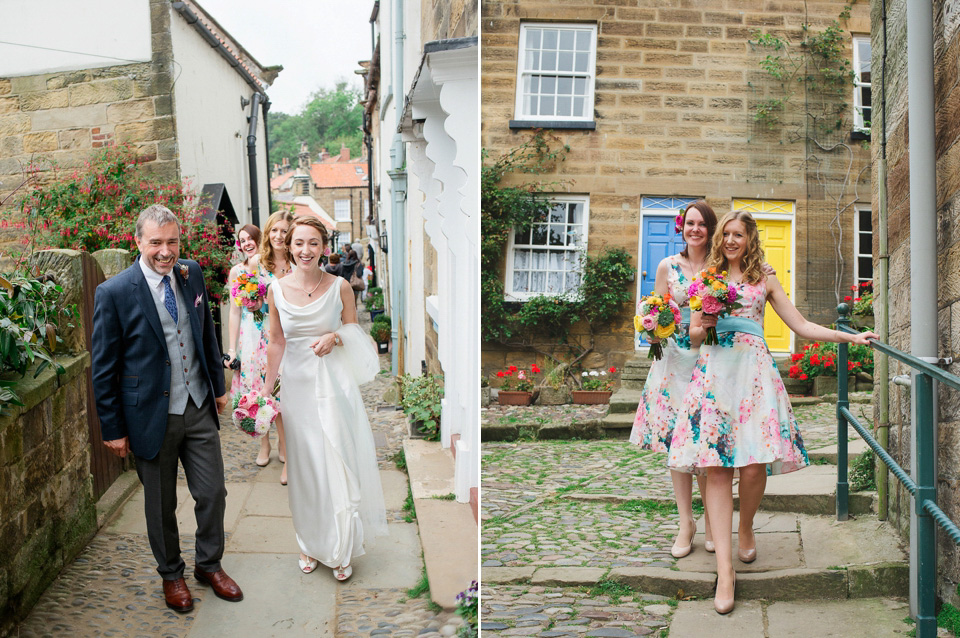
[194,568,244,602]
[163,577,194,613]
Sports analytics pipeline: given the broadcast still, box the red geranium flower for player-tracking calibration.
[800,373,808,380]
[531,364,541,374]
[811,354,821,366]
[791,353,803,362]
[850,285,857,291]
[508,365,517,373]
[497,371,505,378]
[609,366,617,374]
[844,295,852,302]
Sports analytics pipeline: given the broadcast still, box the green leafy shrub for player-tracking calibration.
[370,322,391,343]
[0,271,78,407]
[10,146,234,305]
[399,374,444,441]
[366,287,384,311]
[850,449,876,492]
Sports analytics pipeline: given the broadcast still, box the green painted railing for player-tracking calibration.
[835,303,960,637]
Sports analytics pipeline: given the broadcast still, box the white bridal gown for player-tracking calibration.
[273,278,388,568]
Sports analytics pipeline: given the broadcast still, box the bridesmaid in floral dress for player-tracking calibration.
[668,210,877,614]
[225,224,273,465]
[630,200,717,559]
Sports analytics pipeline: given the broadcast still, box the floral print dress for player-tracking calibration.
[667,278,809,475]
[629,255,700,452]
[230,266,277,399]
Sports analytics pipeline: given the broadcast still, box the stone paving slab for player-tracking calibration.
[676,533,801,573]
[668,599,765,637]
[799,514,906,569]
[763,598,912,637]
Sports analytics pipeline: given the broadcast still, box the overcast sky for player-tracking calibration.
[197,0,375,115]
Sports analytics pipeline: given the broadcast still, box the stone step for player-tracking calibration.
[562,465,874,516]
[600,411,634,439]
[808,438,869,465]
[483,511,906,601]
[608,389,644,414]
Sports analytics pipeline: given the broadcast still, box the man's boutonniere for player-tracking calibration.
[177,263,189,280]
[194,293,203,308]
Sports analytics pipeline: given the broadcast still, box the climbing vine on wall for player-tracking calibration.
[748,3,871,303]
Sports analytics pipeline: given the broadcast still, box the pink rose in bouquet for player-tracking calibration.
[231,392,279,439]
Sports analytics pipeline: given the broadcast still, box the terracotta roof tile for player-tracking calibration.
[270,171,294,190]
[309,162,368,189]
[292,203,335,229]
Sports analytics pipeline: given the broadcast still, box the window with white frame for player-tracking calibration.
[514,23,597,123]
[334,199,351,222]
[854,206,873,285]
[853,36,871,132]
[506,196,588,299]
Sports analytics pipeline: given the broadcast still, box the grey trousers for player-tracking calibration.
[134,397,227,580]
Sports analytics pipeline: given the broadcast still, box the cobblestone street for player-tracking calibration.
[12,310,464,637]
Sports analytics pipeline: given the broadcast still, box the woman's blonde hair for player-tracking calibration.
[284,216,330,267]
[708,210,766,284]
[259,211,296,274]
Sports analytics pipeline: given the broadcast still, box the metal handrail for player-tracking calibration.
[834,303,960,637]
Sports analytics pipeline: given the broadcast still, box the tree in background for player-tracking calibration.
[268,81,364,167]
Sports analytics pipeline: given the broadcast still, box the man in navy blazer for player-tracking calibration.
[92,205,243,612]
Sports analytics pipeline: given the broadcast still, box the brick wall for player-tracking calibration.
[423,0,479,42]
[481,0,872,375]
[0,0,178,206]
[313,185,370,248]
[877,0,960,604]
[0,354,95,636]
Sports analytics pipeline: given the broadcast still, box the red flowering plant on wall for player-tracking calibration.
[845,281,874,316]
[8,146,234,306]
[788,341,874,380]
[494,364,541,393]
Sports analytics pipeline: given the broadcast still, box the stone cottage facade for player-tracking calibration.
[481,0,873,376]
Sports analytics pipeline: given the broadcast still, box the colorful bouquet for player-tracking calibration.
[687,268,743,346]
[231,272,268,321]
[231,392,279,439]
[634,293,683,360]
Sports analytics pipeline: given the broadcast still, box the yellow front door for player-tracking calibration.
[756,219,792,351]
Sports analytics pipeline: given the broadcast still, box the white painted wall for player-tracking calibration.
[169,5,269,228]
[0,0,151,76]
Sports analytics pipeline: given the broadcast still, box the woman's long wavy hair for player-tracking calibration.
[679,200,718,259]
[708,210,766,284]
[259,211,296,274]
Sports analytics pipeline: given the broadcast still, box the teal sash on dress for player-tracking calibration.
[680,307,691,324]
[716,316,766,341]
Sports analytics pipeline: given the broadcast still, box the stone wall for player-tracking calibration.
[875,0,960,604]
[423,0,478,42]
[0,0,178,206]
[0,354,95,637]
[313,185,371,247]
[481,0,872,374]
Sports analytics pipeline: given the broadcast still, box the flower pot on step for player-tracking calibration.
[376,341,389,354]
[497,391,533,406]
[813,374,857,396]
[572,390,612,404]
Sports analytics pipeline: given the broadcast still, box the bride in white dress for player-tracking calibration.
[262,217,387,581]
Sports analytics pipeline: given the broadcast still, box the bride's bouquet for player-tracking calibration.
[231,392,279,439]
[231,272,268,321]
[635,293,683,361]
[687,268,743,346]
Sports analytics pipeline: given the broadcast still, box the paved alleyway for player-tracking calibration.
[480,401,949,637]
[12,311,464,637]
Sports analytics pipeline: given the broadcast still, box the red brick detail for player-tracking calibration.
[92,127,100,134]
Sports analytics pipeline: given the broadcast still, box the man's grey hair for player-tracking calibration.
[135,205,180,238]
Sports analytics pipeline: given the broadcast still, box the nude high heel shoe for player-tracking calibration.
[714,572,736,615]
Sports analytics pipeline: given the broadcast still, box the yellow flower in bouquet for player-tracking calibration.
[654,322,675,339]
[689,297,702,311]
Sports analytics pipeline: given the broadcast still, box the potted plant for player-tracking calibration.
[848,281,874,330]
[366,287,385,321]
[573,366,618,404]
[788,341,873,395]
[399,373,443,441]
[494,365,540,405]
[370,319,391,354]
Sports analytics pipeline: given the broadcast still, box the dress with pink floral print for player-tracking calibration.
[666,277,809,475]
[230,266,277,400]
[629,255,699,452]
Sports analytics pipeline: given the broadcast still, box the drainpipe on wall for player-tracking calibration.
[905,0,938,621]
[247,91,263,227]
[876,0,890,522]
[262,98,273,220]
[388,0,407,376]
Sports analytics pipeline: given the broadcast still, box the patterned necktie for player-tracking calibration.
[162,275,178,323]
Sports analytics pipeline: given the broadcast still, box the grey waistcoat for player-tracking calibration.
[152,281,208,414]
